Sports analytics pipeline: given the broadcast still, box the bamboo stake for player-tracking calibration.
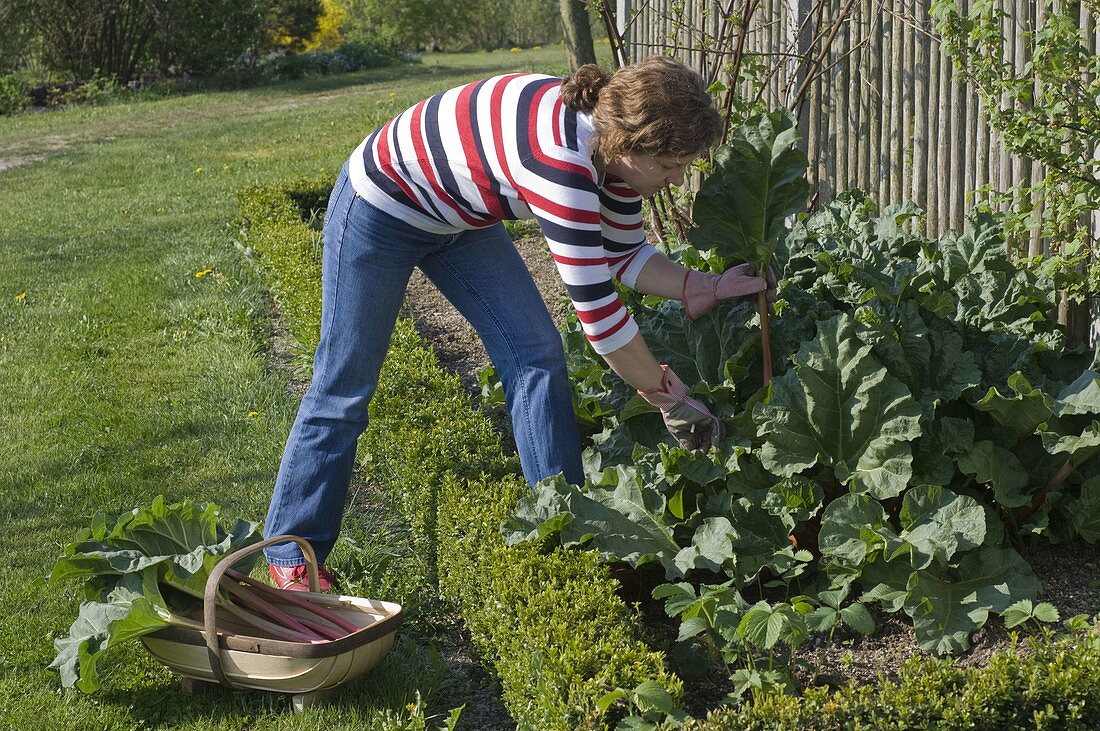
[912,0,929,214]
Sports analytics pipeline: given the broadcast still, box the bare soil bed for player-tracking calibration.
[398,231,1100,720]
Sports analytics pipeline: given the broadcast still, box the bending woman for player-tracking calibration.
[263,56,769,590]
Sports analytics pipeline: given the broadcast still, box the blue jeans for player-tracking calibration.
[263,167,583,565]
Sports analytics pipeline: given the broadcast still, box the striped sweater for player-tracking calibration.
[347,73,657,355]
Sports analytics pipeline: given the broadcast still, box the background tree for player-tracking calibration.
[152,0,265,76]
[28,0,164,83]
[0,0,34,74]
[933,0,1100,302]
[560,0,596,70]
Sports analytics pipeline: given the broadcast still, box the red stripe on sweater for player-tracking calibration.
[409,100,485,227]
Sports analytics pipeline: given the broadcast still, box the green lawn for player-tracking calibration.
[0,44,591,730]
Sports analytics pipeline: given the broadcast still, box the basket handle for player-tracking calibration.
[203,534,321,688]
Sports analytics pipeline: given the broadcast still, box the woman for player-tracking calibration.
[263,56,770,590]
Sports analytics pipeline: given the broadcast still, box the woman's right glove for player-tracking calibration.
[638,365,725,450]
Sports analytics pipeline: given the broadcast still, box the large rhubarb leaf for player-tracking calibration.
[504,472,687,577]
[633,300,759,389]
[51,495,261,593]
[911,417,975,487]
[688,110,810,270]
[956,441,1031,508]
[904,545,1039,655]
[970,372,1054,440]
[818,493,898,574]
[49,572,175,693]
[48,497,259,692]
[935,210,1015,285]
[754,314,923,498]
[1055,370,1100,416]
[898,485,986,569]
[859,301,981,413]
[1069,475,1100,542]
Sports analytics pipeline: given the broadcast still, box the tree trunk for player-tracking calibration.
[560,0,597,71]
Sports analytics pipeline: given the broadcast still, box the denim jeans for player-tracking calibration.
[263,166,583,565]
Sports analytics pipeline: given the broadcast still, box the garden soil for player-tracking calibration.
[279,231,1100,724]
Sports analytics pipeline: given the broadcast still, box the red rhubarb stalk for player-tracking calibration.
[221,600,320,642]
[226,568,361,635]
[758,290,773,386]
[295,614,347,641]
[220,578,326,640]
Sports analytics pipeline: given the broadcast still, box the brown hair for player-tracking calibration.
[560,56,723,162]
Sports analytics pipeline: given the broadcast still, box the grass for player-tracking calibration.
[0,43,604,730]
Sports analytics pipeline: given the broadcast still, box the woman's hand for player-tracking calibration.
[682,264,769,320]
[638,365,724,450]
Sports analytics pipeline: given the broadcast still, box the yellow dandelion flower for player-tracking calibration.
[247,411,260,419]
[406,702,417,713]
[510,47,521,52]
[194,268,214,279]
[14,291,27,302]
[194,167,203,174]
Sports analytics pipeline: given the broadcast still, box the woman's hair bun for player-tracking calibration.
[560,64,611,112]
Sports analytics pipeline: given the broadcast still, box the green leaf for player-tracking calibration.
[905,545,1040,655]
[689,110,810,270]
[970,372,1054,440]
[762,476,824,524]
[1000,599,1036,629]
[839,603,876,635]
[911,417,975,486]
[807,606,838,633]
[505,473,686,577]
[899,485,986,569]
[955,440,1030,508]
[726,492,800,583]
[48,572,174,692]
[737,601,804,650]
[937,210,1013,285]
[818,493,895,572]
[630,680,678,714]
[1068,475,1100,542]
[1038,419,1100,458]
[50,495,260,589]
[673,517,735,576]
[1055,371,1100,416]
[1033,602,1060,624]
[47,498,261,692]
[755,314,923,498]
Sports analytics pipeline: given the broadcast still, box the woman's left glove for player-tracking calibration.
[638,365,724,450]
[682,264,771,320]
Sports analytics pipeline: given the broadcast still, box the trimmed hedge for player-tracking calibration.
[237,179,677,730]
[689,632,1100,730]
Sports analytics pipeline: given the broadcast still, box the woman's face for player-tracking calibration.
[604,152,693,198]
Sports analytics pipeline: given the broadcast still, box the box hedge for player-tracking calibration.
[689,631,1100,730]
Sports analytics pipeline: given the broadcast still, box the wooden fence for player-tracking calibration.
[612,0,1099,243]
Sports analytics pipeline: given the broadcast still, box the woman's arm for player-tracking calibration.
[600,331,667,391]
[631,251,691,299]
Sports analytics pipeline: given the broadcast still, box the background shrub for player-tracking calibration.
[0,71,31,115]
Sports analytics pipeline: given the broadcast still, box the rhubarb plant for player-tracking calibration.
[504,112,1100,673]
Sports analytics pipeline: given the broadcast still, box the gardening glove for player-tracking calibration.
[638,365,725,451]
[681,264,769,320]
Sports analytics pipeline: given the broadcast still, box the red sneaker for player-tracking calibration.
[268,563,338,592]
